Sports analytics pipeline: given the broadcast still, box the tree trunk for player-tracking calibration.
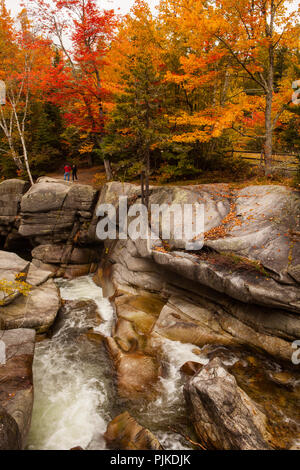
[145,148,150,210]
[94,134,112,181]
[20,133,34,186]
[104,158,113,180]
[87,153,94,167]
[8,138,23,171]
[264,90,273,175]
[12,104,34,186]
[141,171,145,206]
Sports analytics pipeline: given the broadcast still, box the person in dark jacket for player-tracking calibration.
[72,164,78,181]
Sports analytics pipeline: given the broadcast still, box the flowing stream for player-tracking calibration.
[26,276,202,450]
[26,275,300,450]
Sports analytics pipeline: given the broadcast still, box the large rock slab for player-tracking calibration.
[0,250,29,283]
[0,279,60,333]
[32,244,100,265]
[19,177,98,243]
[0,328,35,449]
[0,250,60,332]
[149,184,230,249]
[184,357,272,450]
[206,185,300,280]
[98,182,300,313]
[152,249,300,313]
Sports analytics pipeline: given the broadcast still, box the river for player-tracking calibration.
[26,275,300,450]
[26,275,202,450]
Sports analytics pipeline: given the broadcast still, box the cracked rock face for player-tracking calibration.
[205,185,300,281]
[0,405,22,450]
[19,177,98,242]
[184,357,272,450]
[0,179,29,235]
[14,177,101,278]
[0,250,60,333]
[96,182,299,362]
[0,328,35,449]
[150,184,300,312]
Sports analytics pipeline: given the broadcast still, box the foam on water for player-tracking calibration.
[59,275,114,337]
[157,337,209,403]
[26,275,207,451]
[124,337,210,450]
[27,276,114,450]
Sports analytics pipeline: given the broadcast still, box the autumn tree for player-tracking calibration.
[0,3,53,184]
[102,1,168,204]
[28,0,116,178]
[159,0,300,173]
[103,55,167,206]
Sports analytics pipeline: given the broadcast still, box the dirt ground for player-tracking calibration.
[47,165,105,187]
[47,164,297,189]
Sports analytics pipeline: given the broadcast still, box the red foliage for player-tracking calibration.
[29,0,117,137]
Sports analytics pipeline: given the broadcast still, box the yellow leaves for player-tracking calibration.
[204,203,242,240]
[79,142,94,154]
[0,273,32,305]
[15,272,26,280]
[172,131,211,144]
[169,97,247,143]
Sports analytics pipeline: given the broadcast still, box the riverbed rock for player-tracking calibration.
[153,292,297,362]
[0,250,60,332]
[180,361,203,376]
[104,287,165,400]
[106,336,161,400]
[17,177,100,276]
[19,177,98,243]
[0,279,60,333]
[97,182,300,362]
[0,405,22,450]
[104,411,163,450]
[31,244,100,279]
[0,328,35,449]
[152,249,300,313]
[184,357,272,450]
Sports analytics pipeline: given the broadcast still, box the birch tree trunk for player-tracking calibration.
[10,80,34,186]
[0,105,24,171]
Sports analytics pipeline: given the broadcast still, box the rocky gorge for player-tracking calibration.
[0,177,299,450]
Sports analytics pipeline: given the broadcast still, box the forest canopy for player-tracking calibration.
[0,0,299,185]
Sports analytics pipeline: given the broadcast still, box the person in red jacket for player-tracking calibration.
[64,164,71,182]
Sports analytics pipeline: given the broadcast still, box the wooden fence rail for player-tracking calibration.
[226,149,299,172]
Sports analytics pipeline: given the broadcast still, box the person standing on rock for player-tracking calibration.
[72,164,78,182]
[64,164,71,182]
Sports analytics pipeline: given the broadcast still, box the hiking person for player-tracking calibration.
[72,164,78,181]
[64,164,71,182]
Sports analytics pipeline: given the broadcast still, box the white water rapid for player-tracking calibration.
[26,275,212,450]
